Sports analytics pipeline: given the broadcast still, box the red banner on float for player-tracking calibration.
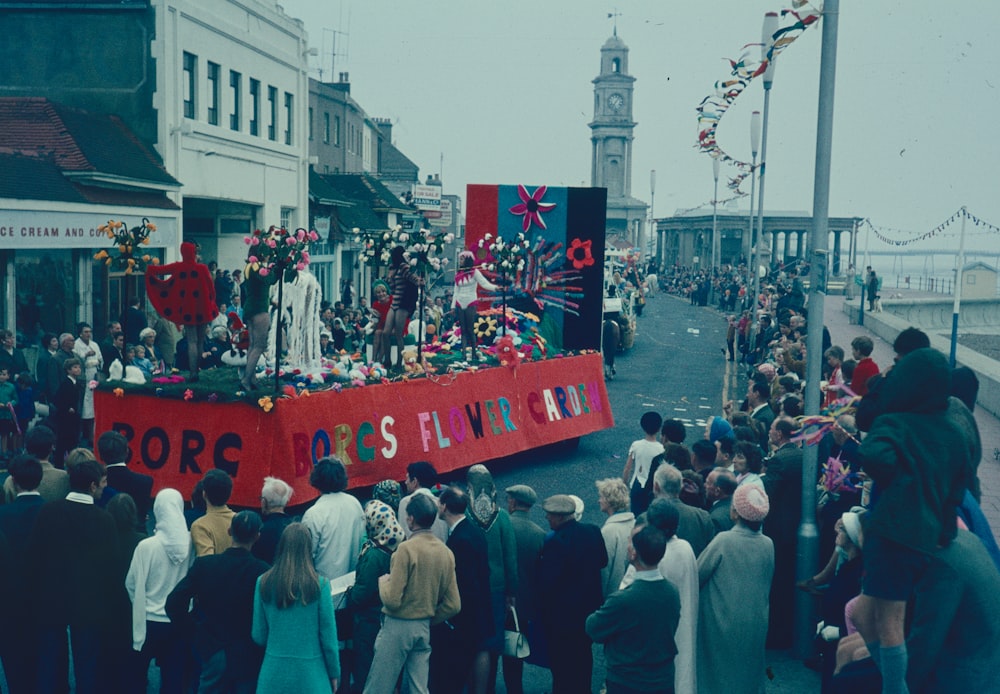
[94,353,614,507]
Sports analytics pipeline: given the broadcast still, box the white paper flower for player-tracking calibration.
[399,233,409,242]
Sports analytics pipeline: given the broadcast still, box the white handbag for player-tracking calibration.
[503,606,531,659]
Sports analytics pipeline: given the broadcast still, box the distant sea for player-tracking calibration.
[863,250,1000,295]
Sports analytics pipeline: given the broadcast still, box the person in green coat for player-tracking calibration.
[346,500,406,693]
[252,523,340,693]
[466,464,519,691]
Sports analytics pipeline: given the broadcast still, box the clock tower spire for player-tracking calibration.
[589,33,648,243]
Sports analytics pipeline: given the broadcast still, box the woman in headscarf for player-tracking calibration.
[125,488,194,693]
[346,500,406,692]
[465,464,518,693]
[371,479,402,515]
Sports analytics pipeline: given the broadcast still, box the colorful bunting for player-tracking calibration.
[694,3,823,201]
[863,207,1000,247]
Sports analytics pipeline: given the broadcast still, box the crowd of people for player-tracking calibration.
[1,252,998,694]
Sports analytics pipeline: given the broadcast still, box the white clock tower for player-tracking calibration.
[589,32,648,242]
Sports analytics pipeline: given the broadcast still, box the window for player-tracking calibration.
[284,92,293,145]
[207,62,220,125]
[267,86,277,140]
[308,107,314,141]
[249,79,260,136]
[323,112,330,143]
[334,116,341,146]
[229,70,241,131]
[182,52,197,119]
[280,208,293,230]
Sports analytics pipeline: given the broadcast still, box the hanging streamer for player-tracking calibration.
[694,3,823,203]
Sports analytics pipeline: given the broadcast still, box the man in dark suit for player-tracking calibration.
[100,331,126,378]
[253,476,296,565]
[0,454,46,693]
[98,429,153,531]
[430,486,492,694]
[763,416,803,650]
[167,510,270,692]
[748,380,776,448]
[46,333,77,402]
[120,295,147,348]
[51,356,83,468]
[536,494,608,694]
[26,458,122,694]
[503,484,546,694]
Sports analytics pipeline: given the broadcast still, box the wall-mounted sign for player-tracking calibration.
[0,210,178,249]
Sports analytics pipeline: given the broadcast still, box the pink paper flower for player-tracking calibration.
[183,389,194,401]
[509,184,556,232]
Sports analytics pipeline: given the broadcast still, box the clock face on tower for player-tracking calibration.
[607,93,624,112]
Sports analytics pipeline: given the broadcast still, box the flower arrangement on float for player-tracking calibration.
[243,225,318,283]
[93,217,159,274]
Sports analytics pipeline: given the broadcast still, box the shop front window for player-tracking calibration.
[15,250,78,347]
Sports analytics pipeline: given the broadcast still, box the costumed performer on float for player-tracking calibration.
[453,250,498,361]
[145,241,219,382]
[370,280,391,365]
[383,245,423,370]
[241,259,272,391]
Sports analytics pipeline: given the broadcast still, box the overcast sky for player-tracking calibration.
[278,0,999,254]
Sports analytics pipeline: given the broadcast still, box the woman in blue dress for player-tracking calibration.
[252,523,340,693]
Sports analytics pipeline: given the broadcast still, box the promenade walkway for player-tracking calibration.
[821,293,1000,541]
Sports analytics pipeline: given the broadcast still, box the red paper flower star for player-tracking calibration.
[567,237,595,270]
[509,185,556,232]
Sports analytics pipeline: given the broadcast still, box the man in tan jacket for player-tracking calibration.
[363,492,460,694]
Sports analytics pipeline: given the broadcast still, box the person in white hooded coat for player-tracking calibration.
[125,488,195,693]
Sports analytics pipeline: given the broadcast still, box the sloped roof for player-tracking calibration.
[0,97,179,187]
[315,172,413,231]
[378,140,418,181]
[309,168,354,207]
[0,152,89,203]
[322,173,410,213]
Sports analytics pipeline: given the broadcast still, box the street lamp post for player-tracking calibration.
[753,11,779,307]
[747,111,761,297]
[649,169,656,264]
[711,157,720,276]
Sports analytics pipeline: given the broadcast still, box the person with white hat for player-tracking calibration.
[696,484,775,694]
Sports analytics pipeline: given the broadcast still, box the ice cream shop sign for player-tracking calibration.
[0,211,178,249]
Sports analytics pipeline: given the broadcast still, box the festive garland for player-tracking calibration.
[863,207,1000,247]
[93,217,160,273]
[695,3,822,197]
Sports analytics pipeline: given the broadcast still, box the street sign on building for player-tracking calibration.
[411,184,441,211]
[429,199,453,227]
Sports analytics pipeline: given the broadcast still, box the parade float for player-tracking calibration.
[94,184,615,506]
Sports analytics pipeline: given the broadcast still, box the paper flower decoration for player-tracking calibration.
[567,237,595,270]
[243,225,317,284]
[94,218,159,274]
[473,316,499,339]
[183,389,194,401]
[258,396,274,412]
[509,184,556,232]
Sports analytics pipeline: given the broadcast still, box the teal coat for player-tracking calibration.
[252,575,340,693]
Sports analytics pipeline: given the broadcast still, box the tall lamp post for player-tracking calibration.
[753,11,779,306]
[747,111,761,293]
[710,157,720,302]
[649,169,656,263]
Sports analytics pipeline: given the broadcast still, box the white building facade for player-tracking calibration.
[152,0,311,276]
